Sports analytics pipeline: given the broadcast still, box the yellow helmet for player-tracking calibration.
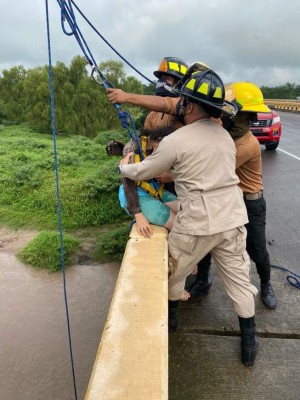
[225,81,271,113]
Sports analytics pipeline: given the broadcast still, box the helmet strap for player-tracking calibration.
[175,97,188,125]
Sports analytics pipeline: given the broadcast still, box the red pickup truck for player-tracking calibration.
[249,110,281,150]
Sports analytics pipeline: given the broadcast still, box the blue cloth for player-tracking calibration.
[118,184,177,226]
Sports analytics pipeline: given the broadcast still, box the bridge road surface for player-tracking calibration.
[169,111,300,400]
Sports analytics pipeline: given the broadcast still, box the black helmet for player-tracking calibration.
[177,61,210,90]
[153,57,188,80]
[178,70,237,117]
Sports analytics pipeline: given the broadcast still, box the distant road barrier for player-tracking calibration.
[85,224,168,400]
[265,99,300,112]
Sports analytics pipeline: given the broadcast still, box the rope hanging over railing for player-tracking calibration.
[45,1,78,399]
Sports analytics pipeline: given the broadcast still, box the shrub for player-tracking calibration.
[93,130,128,145]
[92,224,130,263]
[18,231,80,271]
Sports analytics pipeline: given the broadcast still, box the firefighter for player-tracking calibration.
[189,82,277,310]
[117,70,259,367]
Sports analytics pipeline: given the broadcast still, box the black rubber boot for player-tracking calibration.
[186,275,212,298]
[168,300,179,333]
[238,316,259,367]
[186,253,212,298]
[261,281,277,309]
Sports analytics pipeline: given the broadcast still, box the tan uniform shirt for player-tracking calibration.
[235,131,263,193]
[144,110,180,130]
[121,119,248,235]
[143,97,181,130]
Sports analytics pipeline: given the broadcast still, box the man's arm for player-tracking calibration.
[107,88,173,113]
[235,140,254,169]
[119,137,177,181]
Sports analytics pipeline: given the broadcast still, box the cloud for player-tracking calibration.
[1,0,300,87]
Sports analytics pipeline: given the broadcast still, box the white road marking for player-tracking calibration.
[278,148,300,160]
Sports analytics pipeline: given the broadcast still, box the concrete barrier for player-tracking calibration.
[85,224,169,400]
[265,99,300,112]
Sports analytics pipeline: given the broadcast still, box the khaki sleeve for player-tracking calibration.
[163,97,179,115]
[121,136,177,181]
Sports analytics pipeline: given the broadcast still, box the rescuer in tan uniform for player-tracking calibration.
[108,61,214,296]
[115,70,259,367]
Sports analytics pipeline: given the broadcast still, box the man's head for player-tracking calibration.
[223,81,271,137]
[176,61,210,90]
[154,57,188,97]
[175,69,235,125]
[140,126,176,151]
[225,81,270,114]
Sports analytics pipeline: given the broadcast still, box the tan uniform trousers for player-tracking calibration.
[168,226,258,318]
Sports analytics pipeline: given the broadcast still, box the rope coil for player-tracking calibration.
[271,264,300,290]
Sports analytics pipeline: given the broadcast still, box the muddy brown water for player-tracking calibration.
[0,252,120,400]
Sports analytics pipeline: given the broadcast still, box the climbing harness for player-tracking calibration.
[134,136,163,201]
[271,264,300,291]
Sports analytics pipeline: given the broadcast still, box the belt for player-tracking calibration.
[244,191,263,200]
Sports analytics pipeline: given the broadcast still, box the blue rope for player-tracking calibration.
[56,0,146,161]
[271,264,300,290]
[68,0,155,86]
[45,2,78,399]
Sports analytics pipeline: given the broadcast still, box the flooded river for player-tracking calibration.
[0,252,120,400]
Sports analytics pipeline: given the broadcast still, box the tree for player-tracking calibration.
[0,66,27,123]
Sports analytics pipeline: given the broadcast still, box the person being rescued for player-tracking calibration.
[119,126,178,234]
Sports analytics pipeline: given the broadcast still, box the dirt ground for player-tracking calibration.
[0,228,38,255]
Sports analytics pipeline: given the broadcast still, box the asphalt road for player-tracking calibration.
[261,111,300,274]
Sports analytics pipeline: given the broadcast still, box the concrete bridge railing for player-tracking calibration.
[85,224,169,400]
[265,99,300,112]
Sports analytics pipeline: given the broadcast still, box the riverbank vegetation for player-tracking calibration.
[0,57,153,135]
[0,125,131,270]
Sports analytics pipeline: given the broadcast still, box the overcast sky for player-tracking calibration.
[1,0,299,87]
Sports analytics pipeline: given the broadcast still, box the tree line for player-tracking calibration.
[0,56,299,137]
[261,82,300,100]
[0,56,154,136]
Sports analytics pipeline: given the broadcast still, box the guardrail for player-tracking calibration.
[265,99,300,112]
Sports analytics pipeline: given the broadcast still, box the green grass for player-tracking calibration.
[0,125,129,229]
[91,224,131,263]
[18,231,79,271]
[0,125,132,269]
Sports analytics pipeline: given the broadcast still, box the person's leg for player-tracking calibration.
[211,226,258,366]
[245,197,277,309]
[168,232,220,331]
[139,194,190,300]
[186,253,212,298]
[139,194,171,227]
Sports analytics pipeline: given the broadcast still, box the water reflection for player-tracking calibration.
[0,252,120,400]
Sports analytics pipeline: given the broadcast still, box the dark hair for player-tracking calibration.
[139,126,176,142]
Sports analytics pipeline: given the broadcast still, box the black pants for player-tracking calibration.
[244,196,270,283]
[197,196,271,283]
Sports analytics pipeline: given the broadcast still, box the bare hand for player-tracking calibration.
[107,88,128,104]
[135,213,153,238]
[156,171,173,183]
[120,152,134,165]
